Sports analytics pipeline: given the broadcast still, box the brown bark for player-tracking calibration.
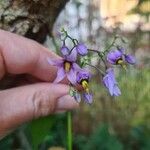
[0,0,69,43]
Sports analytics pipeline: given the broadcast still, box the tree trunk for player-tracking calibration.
[0,0,69,43]
[0,0,68,89]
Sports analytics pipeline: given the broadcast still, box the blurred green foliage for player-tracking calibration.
[74,123,150,150]
[81,124,123,150]
[28,116,57,149]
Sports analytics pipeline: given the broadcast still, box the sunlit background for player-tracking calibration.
[0,0,150,149]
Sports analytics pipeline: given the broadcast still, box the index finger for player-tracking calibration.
[0,29,60,82]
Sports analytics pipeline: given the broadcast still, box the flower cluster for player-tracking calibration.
[48,29,135,104]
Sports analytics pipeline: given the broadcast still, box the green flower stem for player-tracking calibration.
[61,28,79,45]
[51,36,60,54]
[85,63,105,75]
[103,35,118,53]
[67,111,72,150]
[88,49,107,69]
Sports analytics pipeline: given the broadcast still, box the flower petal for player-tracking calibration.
[125,54,136,64]
[76,43,88,56]
[47,57,63,67]
[113,85,121,96]
[61,46,70,56]
[107,50,123,64]
[76,69,91,83]
[103,68,120,96]
[106,68,117,84]
[83,93,93,104]
[65,48,77,62]
[103,74,114,96]
[67,68,77,85]
[54,67,66,83]
[72,63,82,71]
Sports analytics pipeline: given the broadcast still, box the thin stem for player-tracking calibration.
[100,55,107,70]
[51,36,60,54]
[88,48,100,54]
[61,28,79,46]
[103,36,118,53]
[68,45,76,55]
[67,111,72,150]
[85,63,105,75]
[88,49,107,69]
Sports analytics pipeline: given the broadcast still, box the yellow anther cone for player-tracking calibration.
[64,62,71,72]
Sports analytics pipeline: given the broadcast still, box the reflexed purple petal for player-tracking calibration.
[125,54,136,64]
[65,48,77,62]
[83,93,93,104]
[107,76,115,96]
[103,68,121,96]
[107,50,123,64]
[76,43,88,56]
[102,75,109,87]
[106,68,116,84]
[47,57,63,67]
[67,68,77,85]
[103,74,114,96]
[72,63,82,72]
[61,46,70,56]
[54,67,66,83]
[77,69,91,83]
[114,50,123,57]
[107,52,116,64]
[113,85,121,96]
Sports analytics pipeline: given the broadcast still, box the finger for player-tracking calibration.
[0,83,78,138]
[0,73,82,92]
[0,29,60,81]
[56,94,79,111]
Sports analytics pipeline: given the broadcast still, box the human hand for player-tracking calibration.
[0,29,78,138]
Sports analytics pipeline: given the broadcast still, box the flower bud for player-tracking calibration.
[76,43,88,56]
[61,46,70,56]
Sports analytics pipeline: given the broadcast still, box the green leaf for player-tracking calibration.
[28,115,57,150]
[0,135,13,150]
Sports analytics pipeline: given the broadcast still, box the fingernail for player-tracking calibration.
[56,95,79,111]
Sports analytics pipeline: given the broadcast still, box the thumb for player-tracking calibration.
[0,83,78,137]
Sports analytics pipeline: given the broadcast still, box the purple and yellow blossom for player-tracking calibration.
[48,30,136,102]
[47,50,80,85]
[103,68,121,96]
[107,49,135,67]
[77,71,93,104]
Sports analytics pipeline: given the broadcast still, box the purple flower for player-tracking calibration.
[103,68,121,96]
[47,51,80,85]
[107,50,123,64]
[107,49,135,65]
[60,45,70,56]
[76,43,88,56]
[124,54,135,64]
[64,48,77,62]
[77,70,93,104]
[82,93,93,104]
